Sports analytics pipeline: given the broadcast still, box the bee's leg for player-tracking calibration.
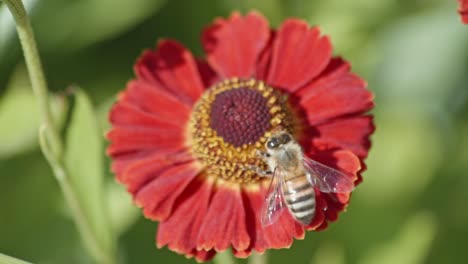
[247,165,273,178]
[256,150,270,162]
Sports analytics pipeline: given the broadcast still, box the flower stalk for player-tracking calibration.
[3,0,62,158]
[4,1,118,263]
[248,252,267,264]
[213,251,236,264]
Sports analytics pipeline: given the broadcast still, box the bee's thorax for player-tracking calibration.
[270,142,303,173]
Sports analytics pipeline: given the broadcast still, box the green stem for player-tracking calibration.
[4,1,117,264]
[39,126,117,264]
[4,0,62,158]
[213,251,236,264]
[248,252,267,264]
[0,253,32,264]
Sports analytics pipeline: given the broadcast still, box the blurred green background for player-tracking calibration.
[1,0,468,263]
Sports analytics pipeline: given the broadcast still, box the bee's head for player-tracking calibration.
[266,132,292,150]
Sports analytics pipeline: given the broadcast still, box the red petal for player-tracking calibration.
[134,40,204,104]
[313,190,348,231]
[196,59,220,88]
[109,101,182,130]
[240,186,304,255]
[118,153,195,194]
[262,211,303,249]
[197,184,250,252]
[311,116,375,158]
[276,210,305,241]
[301,149,361,230]
[306,149,361,229]
[135,161,201,221]
[232,248,252,258]
[255,30,276,81]
[323,194,346,221]
[119,80,191,122]
[108,149,163,175]
[157,177,214,255]
[107,99,185,172]
[240,188,269,253]
[107,78,191,172]
[191,249,216,262]
[296,57,374,125]
[110,125,180,139]
[202,11,270,78]
[459,0,468,24]
[267,19,332,92]
[106,126,186,155]
[308,149,361,184]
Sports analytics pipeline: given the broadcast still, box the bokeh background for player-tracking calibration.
[1,0,468,263]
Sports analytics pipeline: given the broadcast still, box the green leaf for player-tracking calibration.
[359,212,437,264]
[358,108,443,206]
[0,65,65,159]
[374,7,468,106]
[106,180,140,235]
[97,96,116,133]
[0,81,39,158]
[219,0,285,26]
[33,0,167,51]
[98,96,140,235]
[64,88,115,257]
[0,253,32,264]
[311,242,345,264]
[0,149,87,263]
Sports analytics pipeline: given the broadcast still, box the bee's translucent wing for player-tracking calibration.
[261,168,285,227]
[303,156,355,193]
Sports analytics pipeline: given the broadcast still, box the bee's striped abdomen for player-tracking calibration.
[282,174,316,225]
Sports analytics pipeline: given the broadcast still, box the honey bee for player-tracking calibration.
[251,131,355,226]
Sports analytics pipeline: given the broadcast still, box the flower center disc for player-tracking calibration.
[189,78,295,184]
[210,87,271,147]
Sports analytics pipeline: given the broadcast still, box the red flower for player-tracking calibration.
[107,11,374,262]
[459,0,468,24]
